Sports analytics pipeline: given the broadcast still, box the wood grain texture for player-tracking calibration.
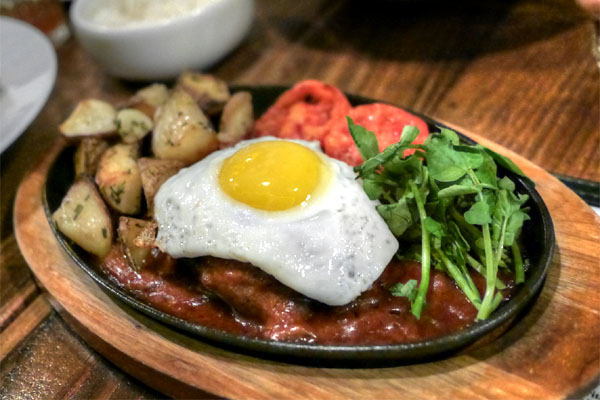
[2,0,598,397]
[0,295,52,360]
[0,237,39,331]
[13,134,600,399]
[216,0,599,181]
[0,312,161,399]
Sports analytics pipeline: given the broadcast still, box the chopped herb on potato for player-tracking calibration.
[52,178,113,257]
[152,90,218,165]
[74,137,110,178]
[176,71,230,115]
[116,108,154,143]
[118,217,155,270]
[128,83,170,118]
[96,144,143,215]
[60,99,117,138]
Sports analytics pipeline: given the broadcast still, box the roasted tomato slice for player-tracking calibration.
[252,80,351,144]
[324,103,430,166]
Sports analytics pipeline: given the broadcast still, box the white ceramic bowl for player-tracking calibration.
[70,0,254,80]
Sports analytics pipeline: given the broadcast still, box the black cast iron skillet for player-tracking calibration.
[43,86,555,366]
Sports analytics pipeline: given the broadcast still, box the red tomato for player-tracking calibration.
[323,103,429,166]
[252,80,351,144]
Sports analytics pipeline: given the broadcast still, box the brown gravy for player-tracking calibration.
[100,245,512,345]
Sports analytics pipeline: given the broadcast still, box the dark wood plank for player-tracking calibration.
[0,312,161,399]
[0,281,37,331]
[213,0,337,82]
[218,0,599,180]
[0,295,51,360]
[436,0,599,181]
[0,236,39,330]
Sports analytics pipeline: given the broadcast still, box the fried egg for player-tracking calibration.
[154,137,398,306]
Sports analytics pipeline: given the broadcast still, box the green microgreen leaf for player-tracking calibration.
[376,199,414,237]
[498,176,516,192]
[475,153,498,188]
[437,184,478,199]
[439,128,460,145]
[384,155,424,185]
[390,280,418,302]
[423,138,469,182]
[362,175,386,200]
[356,141,406,178]
[346,120,530,321]
[424,217,444,239]
[454,145,484,170]
[504,210,529,246]
[398,125,421,146]
[512,241,525,284]
[464,201,492,225]
[479,146,526,177]
[409,181,431,319]
[347,116,379,161]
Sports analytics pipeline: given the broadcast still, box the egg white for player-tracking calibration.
[154,137,399,306]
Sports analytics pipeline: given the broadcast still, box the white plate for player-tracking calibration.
[0,17,57,153]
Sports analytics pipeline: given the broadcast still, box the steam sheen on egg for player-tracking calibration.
[154,137,399,306]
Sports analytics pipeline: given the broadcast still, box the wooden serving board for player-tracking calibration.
[14,132,600,399]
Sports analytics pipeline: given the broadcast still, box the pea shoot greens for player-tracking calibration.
[348,117,530,320]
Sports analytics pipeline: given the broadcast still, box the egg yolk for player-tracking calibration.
[219,141,328,211]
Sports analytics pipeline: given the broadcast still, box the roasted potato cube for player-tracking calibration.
[133,219,158,248]
[116,108,154,144]
[137,157,184,215]
[152,90,218,165]
[118,217,155,270]
[176,72,230,115]
[52,178,113,258]
[129,83,169,118]
[218,91,254,148]
[130,83,169,108]
[74,137,110,177]
[59,99,117,138]
[96,143,143,215]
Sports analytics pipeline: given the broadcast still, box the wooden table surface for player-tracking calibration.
[1,0,598,398]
